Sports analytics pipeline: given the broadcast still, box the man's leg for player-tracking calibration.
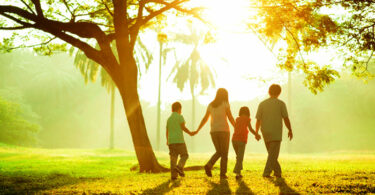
[169,144,178,179]
[263,141,281,177]
[272,141,282,177]
[263,141,272,177]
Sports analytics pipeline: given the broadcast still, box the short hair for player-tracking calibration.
[172,102,182,112]
[269,84,282,96]
[239,106,250,117]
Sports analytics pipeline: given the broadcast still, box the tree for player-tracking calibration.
[168,24,216,151]
[73,38,152,149]
[0,0,200,172]
[249,0,375,94]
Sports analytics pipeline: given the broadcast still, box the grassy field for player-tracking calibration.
[1,144,375,194]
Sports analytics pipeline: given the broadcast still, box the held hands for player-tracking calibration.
[255,133,261,141]
[189,130,199,136]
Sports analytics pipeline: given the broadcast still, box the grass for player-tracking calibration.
[1,144,375,194]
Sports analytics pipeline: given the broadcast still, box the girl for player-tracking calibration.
[232,106,261,179]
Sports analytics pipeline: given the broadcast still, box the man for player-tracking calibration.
[256,84,293,178]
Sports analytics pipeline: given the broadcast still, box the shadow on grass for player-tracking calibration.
[206,178,231,195]
[266,177,300,195]
[0,172,100,195]
[141,179,181,195]
[235,179,254,195]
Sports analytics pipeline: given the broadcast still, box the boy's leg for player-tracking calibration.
[168,144,178,179]
[177,143,189,169]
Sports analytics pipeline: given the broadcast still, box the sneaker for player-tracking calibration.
[204,165,212,177]
[235,175,243,180]
[175,167,185,177]
[220,175,228,179]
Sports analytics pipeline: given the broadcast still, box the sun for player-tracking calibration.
[138,0,287,105]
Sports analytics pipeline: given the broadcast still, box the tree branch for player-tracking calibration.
[0,25,31,30]
[18,0,35,14]
[31,0,43,17]
[101,0,114,16]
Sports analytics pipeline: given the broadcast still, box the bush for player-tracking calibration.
[0,97,40,146]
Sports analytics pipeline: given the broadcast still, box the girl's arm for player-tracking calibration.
[226,104,236,128]
[247,121,257,136]
[195,107,210,134]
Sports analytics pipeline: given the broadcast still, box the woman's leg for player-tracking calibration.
[206,133,221,169]
[219,132,230,176]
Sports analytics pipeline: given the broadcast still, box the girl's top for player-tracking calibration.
[208,102,230,133]
[232,116,251,143]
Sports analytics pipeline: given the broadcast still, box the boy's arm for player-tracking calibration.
[180,122,193,136]
[283,117,293,140]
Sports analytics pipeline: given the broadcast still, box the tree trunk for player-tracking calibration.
[113,57,167,173]
[156,42,163,150]
[109,85,115,149]
[191,87,196,152]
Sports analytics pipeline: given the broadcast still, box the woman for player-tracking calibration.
[194,88,235,179]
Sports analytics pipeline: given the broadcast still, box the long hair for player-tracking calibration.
[210,88,229,108]
[239,106,250,117]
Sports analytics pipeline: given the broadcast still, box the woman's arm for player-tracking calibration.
[226,104,236,128]
[195,107,210,134]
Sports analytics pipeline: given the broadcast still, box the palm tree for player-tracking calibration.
[156,33,174,150]
[73,38,153,149]
[168,26,216,151]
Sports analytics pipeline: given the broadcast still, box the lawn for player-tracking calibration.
[1,144,375,194]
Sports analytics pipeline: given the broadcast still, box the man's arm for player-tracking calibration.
[166,127,169,145]
[255,119,261,134]
[283,117,293,140]
[180,122,193,136]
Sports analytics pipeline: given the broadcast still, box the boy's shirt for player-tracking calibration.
[256,97,288,142]
[167,112,186,145]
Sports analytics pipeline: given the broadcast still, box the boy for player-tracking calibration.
[255,84,293,178]
[166,102,194,180]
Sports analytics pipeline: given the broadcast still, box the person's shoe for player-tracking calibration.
[171,177,178,181]
[175,167,185,177]
[235,175,243,180]
[263,175,273,179]
[204,165,212,177]
[275,175,282,178]
[220,175,228,179]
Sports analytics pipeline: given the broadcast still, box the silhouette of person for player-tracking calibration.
[193,88,236,179]
[255,84,293,178]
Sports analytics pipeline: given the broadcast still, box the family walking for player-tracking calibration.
[166,84,293,180]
